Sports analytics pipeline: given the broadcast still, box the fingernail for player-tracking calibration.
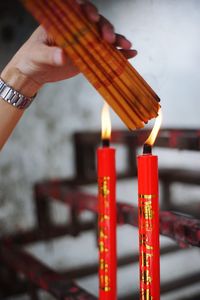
[54,48,63,65]
[132,49,138,56]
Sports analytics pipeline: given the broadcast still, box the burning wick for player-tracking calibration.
[101,102,111,147]
[143,110,162,154]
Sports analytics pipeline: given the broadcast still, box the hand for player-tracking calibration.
[1,1,137,97]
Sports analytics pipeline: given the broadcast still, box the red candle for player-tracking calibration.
[137,112,162,300]
[97,103,117,300]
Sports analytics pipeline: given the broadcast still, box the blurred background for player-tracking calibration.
[0,0,200,299]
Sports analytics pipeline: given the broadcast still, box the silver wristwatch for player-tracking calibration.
[0,78,35,109]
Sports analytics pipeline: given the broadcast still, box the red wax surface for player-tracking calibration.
[137,154,160,300]
[97,147,116,300]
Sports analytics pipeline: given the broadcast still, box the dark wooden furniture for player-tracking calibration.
[0,128,200,299]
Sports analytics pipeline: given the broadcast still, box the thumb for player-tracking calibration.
[31,44,67,67]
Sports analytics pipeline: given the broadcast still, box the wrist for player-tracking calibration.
[1,66,42,98]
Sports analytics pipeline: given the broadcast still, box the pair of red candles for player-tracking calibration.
[97,103,161,300]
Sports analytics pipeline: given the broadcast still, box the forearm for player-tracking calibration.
[0,100,24,150]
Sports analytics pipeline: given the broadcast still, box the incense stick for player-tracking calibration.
[55,0,151,122]
[46,0,146,124]
[65,0,160,113]
[21,0,161,130]
[36,0,141,128]
[65,0,160,106]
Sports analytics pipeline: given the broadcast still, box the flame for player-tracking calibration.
[101,102,111,140]
[145,109,162,146]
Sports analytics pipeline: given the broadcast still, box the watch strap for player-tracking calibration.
[0,78,35,109]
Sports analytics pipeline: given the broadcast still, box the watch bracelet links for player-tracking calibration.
[0,78,35,109]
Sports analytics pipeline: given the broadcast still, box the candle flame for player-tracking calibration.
[101,103,111,140]
[145,109,162,146]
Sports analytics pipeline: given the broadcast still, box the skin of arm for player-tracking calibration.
[0,1,137,150]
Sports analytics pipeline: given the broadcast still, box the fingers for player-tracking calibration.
[98,18,138,58]
[31,2,137,69]
[28,26,48,43]
[80,2,137,55]
[78,1,116,43]
[52,47,68,66]
[119,49,138,59]
[31,44,67,67]
[80,1,100,22]
[98,15,116,43]
[115,34,132,49]
[115,34,138,59]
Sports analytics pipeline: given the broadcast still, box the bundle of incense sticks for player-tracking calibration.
[22,0,160,130]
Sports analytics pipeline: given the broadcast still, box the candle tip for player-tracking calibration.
[143,143,152,154]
